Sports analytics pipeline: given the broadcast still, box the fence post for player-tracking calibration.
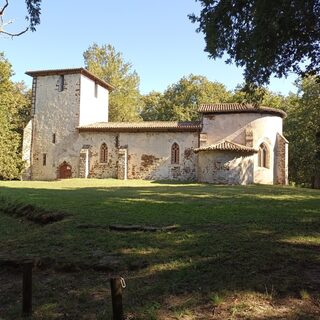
[22,261,33,316]
[110,277,124,320]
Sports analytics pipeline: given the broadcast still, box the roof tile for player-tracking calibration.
[199,103,286,118]
[78,121,201,132]
[194,140,258,153]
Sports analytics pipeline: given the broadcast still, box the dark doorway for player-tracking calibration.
[58,161,72,179]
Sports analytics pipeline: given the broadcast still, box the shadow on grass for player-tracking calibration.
[0,183,319,319]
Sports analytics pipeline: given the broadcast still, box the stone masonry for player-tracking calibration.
[22,68,288,185]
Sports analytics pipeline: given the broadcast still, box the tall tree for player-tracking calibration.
[190,0,320,86]
[0,53,30,179]
[140,91,163,121]
[284,76,320,187]
[231,84,287,108]
[0,0,41,37]
[83,43,142,122]
[141,74,231,121]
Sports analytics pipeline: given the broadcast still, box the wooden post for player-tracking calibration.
[110,277,124,320]
[22,261,33,316]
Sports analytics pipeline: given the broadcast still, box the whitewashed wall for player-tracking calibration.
[79,75,109,125]
[201,113,284,184]
[197,151,254,185]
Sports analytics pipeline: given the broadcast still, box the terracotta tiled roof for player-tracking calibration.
[25,68,114,91]
[194,140,258,153]
[199,103,287,118]
[78,121,202,132]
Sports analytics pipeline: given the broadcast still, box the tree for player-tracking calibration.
[141,74,231,121]
[83,43,142,122]
[231,84,287,108]
[190,0,320,86]
[0,0,41,37]
[0,53,30,179]
[284,76,320,187]
[140,91,163,121]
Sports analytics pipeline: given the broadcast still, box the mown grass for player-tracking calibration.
[0,179,319,319]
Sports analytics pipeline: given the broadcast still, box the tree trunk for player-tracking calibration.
[311,175,320,189]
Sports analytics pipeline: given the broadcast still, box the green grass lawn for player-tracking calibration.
[0,179,319,319]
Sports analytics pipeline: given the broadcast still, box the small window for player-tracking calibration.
[43,153,47,166]
[58,75,64,92]
[171,143,180,164]
[52,133,56,144]
[258,143,269,168]
[100,143,108,163]
[94,82,98,98]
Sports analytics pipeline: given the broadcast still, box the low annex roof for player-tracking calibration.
[194,140,258,153]
[25,68,114,91]
[78,121,202,132]
[199,103,287,118]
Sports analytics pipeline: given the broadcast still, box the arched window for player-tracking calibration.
[258,143,269,168]
[171,143,180,164]
[100,143,108,163]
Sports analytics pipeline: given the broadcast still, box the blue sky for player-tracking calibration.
[3,0,297,95]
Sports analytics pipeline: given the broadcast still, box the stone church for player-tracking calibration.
[22,68,288,185]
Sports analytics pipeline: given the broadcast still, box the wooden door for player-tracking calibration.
[58,162,72,179]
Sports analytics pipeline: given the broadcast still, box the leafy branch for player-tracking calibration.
[0,0,41,38]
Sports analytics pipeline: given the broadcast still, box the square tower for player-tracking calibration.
[23,68,113,180]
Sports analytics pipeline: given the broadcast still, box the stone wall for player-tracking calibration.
[79,132,119,179]
[28,73,110,180]
[275,133,289,185]
[30,74,81,180]
[120,132,198,181]
[197,151,254,185]
[117,148,128,180]
[202,113,284,184]
[77,131,199,181]
[21,119,33,180]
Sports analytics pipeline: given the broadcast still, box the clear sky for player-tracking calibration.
[2,0,297,95]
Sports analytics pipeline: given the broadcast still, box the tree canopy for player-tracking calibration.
[0,53,30,179]
[141,75,232,121]
[190,0,320,86]
[83,43,142,122]
[284,76,320,187]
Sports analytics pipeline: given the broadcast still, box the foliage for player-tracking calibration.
[141,74,232,121]
[25,0,41,31]
[231,84,287,108]
[0,0,41,37]
[284,76,320,185]
[190,0,320,86]
[0,53,30,179]
[140,91,162,121]
[83,43,142,122]
[0,180,319,318]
